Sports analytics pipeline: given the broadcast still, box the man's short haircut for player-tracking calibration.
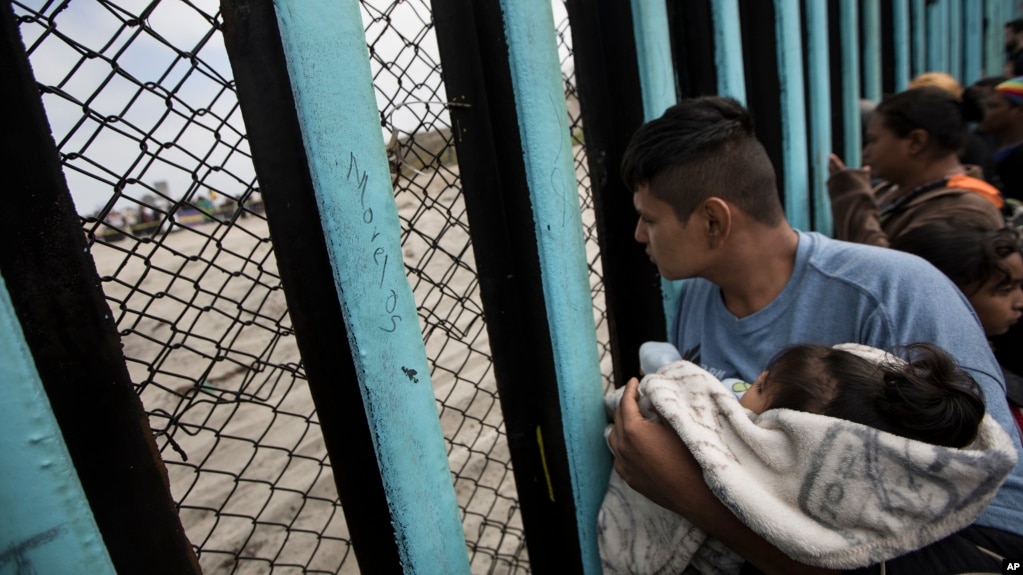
[619,96,784,226]
[1007,18,1023,35]
[875,87,965,155]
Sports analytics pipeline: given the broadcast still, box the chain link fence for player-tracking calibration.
[12,0,610,572]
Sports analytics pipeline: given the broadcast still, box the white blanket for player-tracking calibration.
[598,353,1018,574]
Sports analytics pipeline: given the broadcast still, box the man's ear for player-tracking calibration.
[702,198,731,247]
[906,128,930,156]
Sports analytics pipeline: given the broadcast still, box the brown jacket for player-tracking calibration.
[828,169,1005,247]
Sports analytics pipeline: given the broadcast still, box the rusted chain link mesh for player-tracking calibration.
[12,0,610,572]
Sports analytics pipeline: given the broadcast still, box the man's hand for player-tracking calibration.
[607,377,695,512]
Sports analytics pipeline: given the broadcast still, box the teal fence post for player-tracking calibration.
[0,272,116,575]
[841,0,863,168]
[806,0,833,235]
[713,0,748,102]
[631,0,683,332]
[893,0,911,91]
[927,0,949,72]
[631,0,677,118]
[499,2,610,572]
[949,0,963,80]
[271,1,470,572]
[913,0,927,77]
[965,0,983,84]
[863,0,882,102]
[986,0,997,77]
[775,0,811,230]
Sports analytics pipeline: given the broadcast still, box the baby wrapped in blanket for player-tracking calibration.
[599,342,1018,575]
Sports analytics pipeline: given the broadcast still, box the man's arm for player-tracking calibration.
[608,377,837,575]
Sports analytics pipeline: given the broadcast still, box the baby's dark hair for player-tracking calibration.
[760,343,985,448]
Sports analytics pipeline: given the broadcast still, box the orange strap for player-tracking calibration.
[946,174,1005,209]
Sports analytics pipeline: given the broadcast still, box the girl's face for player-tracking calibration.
[739,371,771,414]
[967,252,1023,337]
[980,92,1018,139]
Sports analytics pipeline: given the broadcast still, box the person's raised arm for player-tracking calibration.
[827,154,890,247]
[608,377,837,575]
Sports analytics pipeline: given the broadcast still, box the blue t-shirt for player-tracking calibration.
[671,230,1023,537]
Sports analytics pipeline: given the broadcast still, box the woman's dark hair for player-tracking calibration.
[760,343,985,448]
[891,221,1023,297]
[875,87,965,154]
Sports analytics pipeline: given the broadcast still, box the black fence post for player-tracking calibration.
[829,0,853,163]
[219,2,403,573]
[565,0,666,384]
[0,2,201,573]
[668,0,719,98]
[740,0,787,202]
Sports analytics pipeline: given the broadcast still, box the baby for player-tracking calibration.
[599,341,1013,575]
[628,340,985,448]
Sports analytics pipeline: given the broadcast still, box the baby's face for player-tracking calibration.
[739,371,770,414]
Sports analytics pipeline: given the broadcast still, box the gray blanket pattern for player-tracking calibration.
[599,355,1018,574]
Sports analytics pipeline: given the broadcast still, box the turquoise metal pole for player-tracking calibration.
[987,0,1005,76]
[949,0,963,80]
[927,0,949,72]
[841,0,863,168]
[499,2,609,573]
[631,0,684,337]
[0,272,116,575]
[712,0,748,103]
[965,0,983,83]
[805,0,833,235]
[271,2,469,573]
[863,0,882,102]
[913,0,927,77]
[893,0,911,90]
[631,0,676,118]
[774,0,811,231]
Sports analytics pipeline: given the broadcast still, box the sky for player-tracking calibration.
[15,0,572,217]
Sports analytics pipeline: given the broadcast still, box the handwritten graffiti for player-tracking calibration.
[347,152,402,333]
[1,526,64,575]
